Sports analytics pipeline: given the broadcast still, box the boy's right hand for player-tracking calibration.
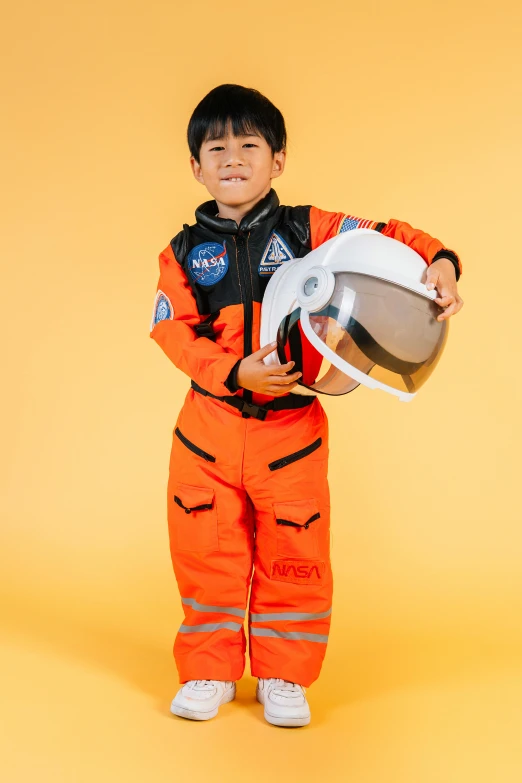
[236,342,302,397]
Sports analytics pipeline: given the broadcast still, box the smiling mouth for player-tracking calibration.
[221,177,247,182]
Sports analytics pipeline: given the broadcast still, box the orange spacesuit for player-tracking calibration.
[150,188,461,686]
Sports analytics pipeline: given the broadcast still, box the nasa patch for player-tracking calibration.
[258,232,294,276]
[150,290,174,332]
[187,242,229,287]
[150,290,173,332]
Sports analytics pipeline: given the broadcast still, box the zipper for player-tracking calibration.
[268,437,322,471]
[234,231,254,406]
[174,495,213,515]
[175,427,216,463]
[276,512,321,530]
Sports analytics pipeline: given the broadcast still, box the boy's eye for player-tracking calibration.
[208,142,258,151]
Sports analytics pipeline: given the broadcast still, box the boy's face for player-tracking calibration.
[190,125,286,209]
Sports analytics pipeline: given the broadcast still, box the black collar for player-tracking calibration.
[195,188,280,234]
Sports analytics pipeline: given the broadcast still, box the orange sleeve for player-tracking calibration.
[309,207,382,249]
[149,244,241,397]
[309,207,462,277]
[382,218,463,276]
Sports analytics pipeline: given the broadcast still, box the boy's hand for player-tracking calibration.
[425,258,464,321]
[237,343,302,396]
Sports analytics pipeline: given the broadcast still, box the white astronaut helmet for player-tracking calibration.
[260,228,449,402]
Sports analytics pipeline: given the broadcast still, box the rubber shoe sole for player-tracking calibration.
[256,686,311,727]
[170,683,236,721]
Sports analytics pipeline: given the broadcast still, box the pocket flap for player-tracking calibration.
[175,483,215,512]
[273,498,320,528]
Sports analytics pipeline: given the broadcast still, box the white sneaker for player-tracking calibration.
[256,678,311,727]
[170,679,236,721]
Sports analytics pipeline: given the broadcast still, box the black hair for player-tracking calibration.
[187,84,287,163]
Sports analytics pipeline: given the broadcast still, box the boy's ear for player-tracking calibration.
[271,148,286,180]
[190,155,205,184]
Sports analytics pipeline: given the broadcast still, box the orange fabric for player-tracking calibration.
[154,206,461,686]
[167,389,332,687]
[309,207,345,248]
[382,218,463,273]
[309,206,463,274]
[151,244,241,398]
[152,209,461,401]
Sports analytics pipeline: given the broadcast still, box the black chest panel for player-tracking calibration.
[170,204,312,316]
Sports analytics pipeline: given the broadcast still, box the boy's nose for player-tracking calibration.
[223,142,246,165]
[224,151,246,166]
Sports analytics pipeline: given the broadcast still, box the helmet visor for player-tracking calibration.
[276,307,361,395]
[304,271,448,395]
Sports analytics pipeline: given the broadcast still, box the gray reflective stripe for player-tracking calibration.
[250,627,328,644]
[179,622,242,634]
[182,597,246,618]
[250,608,332,623]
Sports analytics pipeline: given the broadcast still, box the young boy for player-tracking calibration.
[150,84,464,727]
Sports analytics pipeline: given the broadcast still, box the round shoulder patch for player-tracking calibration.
[187,241,229,287]
[150,290,174,332]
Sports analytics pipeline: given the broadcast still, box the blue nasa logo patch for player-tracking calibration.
[187,242,229,287]
[258,232,294,276]
[150,290,173,332]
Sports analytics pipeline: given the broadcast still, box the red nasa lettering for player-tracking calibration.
[270,559,325,585]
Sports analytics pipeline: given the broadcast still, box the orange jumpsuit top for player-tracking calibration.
[150,188,462,406]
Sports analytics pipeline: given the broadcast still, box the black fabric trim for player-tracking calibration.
[170,224,190,265]
[276,512,320,530]
[431,249,461,281]
[174,427,216,463]
[194,189,280,234]
[283,205,312,247]
[269,438,322,471]
[224,359,242,393]
[174,495,213,515]
[375,222,387,233]
[234,232,254,406]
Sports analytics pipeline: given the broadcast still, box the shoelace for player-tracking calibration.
[264,678,306,694]
[188,679,215,690]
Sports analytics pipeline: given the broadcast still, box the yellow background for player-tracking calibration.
[2,0,521,780]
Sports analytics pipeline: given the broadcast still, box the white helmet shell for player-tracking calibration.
[260,228,448,402]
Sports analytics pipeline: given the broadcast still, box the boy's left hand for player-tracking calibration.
[425,258,464,321]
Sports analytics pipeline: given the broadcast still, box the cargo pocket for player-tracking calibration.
[273,498,321,559]
[172,483,218,552]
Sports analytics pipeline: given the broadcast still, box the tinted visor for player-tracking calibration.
[277,272,448,396]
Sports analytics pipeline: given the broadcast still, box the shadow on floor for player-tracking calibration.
[1,584,520,723]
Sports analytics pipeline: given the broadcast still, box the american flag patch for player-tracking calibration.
[338,215,379,233]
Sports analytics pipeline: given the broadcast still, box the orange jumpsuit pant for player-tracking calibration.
[167,388,332,688]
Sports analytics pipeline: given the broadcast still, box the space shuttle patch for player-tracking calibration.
[258,232,294,276]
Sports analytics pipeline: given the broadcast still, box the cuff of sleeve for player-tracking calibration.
[431,249,462,281]
[223,359,242,394]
